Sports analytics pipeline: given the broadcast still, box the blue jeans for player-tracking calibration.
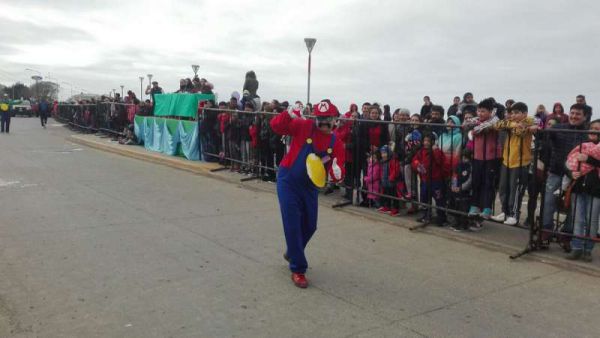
[570,193,600,252]
[542,173,562,230]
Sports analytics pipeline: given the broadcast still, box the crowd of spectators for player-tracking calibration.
[56,71,599,262]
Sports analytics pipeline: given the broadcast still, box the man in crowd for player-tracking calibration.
[576,94,593,121]
[541,104,588,241]
[447,96,460,116]
[420,96,433,120]
[145,81,163,102]
[457,92,477,117]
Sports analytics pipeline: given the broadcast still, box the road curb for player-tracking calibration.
[68,134,600,278]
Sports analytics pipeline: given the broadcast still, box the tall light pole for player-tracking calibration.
[31,75,43,101]
[120,85,124,97]
[112,89,116,100]
[304,38,317,106]
[147,74,153,99]
[139,77,144,100]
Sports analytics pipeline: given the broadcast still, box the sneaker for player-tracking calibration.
[468,206,481,216]
[291,273,308,288]
[491,212,506,222]
[450,225,468,232]
[480,208,492,220]
[582,251,593,263]
[503,217,518,226]
[417,216,430,223]
[566,249,583,261]
[388,208,399,216]
[469,222,484,232]
[377,206,390,213]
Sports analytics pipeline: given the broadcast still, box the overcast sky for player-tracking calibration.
[0,0,598,115]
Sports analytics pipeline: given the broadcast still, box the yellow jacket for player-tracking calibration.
[495,117,535,168]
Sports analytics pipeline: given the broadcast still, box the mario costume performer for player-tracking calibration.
[270,100,345,288]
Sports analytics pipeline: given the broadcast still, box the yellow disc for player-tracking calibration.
[306,138,313,144]
[306,153,326,188]
[327,148,333,154]
[0,103,8,112]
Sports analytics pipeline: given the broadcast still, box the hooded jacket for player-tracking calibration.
[439,115,463,172]
[495,116,535,168]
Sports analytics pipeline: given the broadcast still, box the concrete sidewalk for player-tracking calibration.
[68,133,600,275]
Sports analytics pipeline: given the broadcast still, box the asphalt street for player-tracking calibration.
[1,118,599,337]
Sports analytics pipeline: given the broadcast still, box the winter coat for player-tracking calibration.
[412,146,446,182]
[364,160,382,199]
[439,115,463,172]
[544,122,588,176]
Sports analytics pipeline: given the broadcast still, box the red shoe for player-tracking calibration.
[377,206,390,213]
[291,273,308,288]
[389,208,399,216]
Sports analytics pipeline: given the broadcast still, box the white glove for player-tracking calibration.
[287,106,297,119]
[331,158,342,181]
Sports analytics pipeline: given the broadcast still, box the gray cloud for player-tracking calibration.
[0,0,599,115]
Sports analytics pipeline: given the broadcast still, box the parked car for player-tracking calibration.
[12,100,33,117]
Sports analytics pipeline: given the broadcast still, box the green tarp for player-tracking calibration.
[153,93,215,118]
[134,116,201,160]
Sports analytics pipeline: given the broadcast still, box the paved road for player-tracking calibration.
[1,118,600,337]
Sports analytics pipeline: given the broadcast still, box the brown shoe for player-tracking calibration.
[291,273,308,288]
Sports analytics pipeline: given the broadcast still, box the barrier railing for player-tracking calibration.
[198,107,600,260]
[61,103,600,261]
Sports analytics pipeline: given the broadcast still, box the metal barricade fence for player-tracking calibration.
[57,102,135,137]
[198,108,600,259]
[59,103,600,260]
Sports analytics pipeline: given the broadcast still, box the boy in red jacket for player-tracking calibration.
[412,133,447,225]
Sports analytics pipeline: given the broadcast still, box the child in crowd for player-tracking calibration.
[412,133,447,225]
[378,145,403,216]
[492,102,537,226]
[239,101,255,173]
[226,110,242,172]
[564,119,600,262]
[439,115,464,175]
[335,109,359,201]
[447,150,473,231]
[464,98,501,225]
[364,152,382,208]
[462,109,476,152]
[217,101,230,165]
[403,114,423,213]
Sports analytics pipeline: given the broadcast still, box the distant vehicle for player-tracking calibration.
[12,100,33,117]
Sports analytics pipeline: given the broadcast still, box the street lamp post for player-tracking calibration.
[120,85,124,97]
[31,75,43,101]
[147,74,153,99]
[112,89,116,99]
[304,38,317,106]
[139,77,144,100]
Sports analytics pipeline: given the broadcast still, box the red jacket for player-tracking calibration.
[218,113,230,134]
[334,120,353,163]
[411,147,446,182]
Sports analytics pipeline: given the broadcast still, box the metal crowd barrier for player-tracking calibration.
[199,107,600,260]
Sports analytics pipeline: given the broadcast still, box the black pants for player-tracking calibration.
[382,185,398,209]
[40,112,48,126]
[471,159,499,210]
[1,113,10,133]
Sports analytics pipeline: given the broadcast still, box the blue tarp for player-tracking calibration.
[134,116,201,161]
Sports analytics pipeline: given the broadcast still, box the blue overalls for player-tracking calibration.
[276,128,336,274]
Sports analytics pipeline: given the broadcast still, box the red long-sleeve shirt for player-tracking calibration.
[270,112,345,180]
